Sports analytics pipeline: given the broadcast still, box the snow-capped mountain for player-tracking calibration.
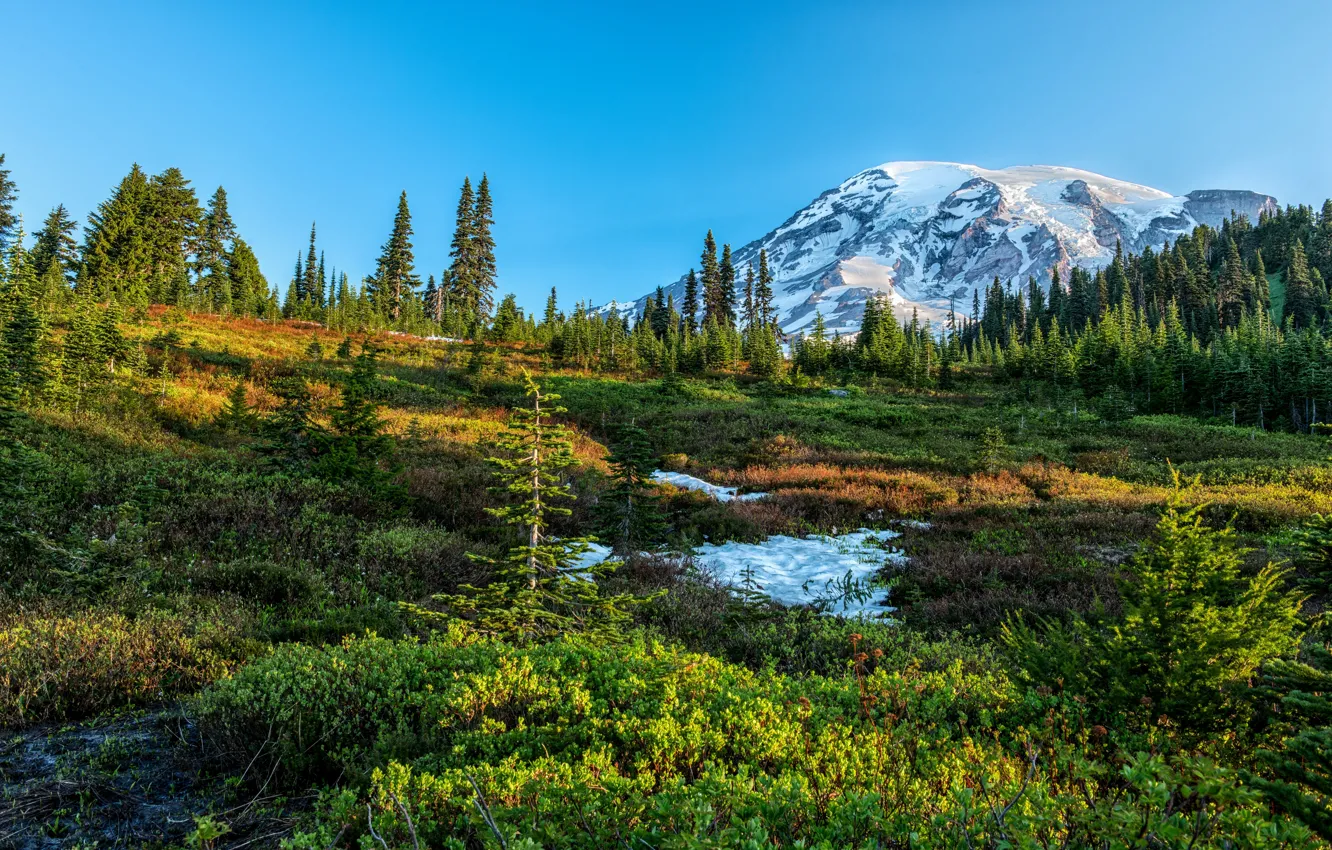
[612,161,1277,335]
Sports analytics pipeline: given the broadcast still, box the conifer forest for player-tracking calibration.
[4,22,1332,850]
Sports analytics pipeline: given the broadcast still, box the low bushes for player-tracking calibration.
[0,609,238,726]
[198,628,1315,849]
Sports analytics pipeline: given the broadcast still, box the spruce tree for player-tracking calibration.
[472,173,497,321]
[143,167,203,300]
[81,164,154,303]
[197,187,236,276]
[1284,240,1318,329]
[742,263,755,331]
[756,248,775,329]
[368,192,419,321]
[682,269,699,335]
[3,294,50,403]
[59,302,107,414]
[226,238,267,317]
[718,243,736,326]
[30,204,79,286]
[700,231,721,325]
[0,331,22,434]
[1250,645,1332,840]
[447,177,477,324]
[313,345,401,497]
[217,378,254,431]
[304,223,320,308]
[429,373,643,642]
[0,153,16,252]
[543,286,558,329]
[595,421,666,551]
[650,286,669,338]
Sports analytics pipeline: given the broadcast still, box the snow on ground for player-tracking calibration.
[651,470,767,502]
[386,330,464,343]
[570,542,614,574]
[692,529,905,617]
[577,531,905,617]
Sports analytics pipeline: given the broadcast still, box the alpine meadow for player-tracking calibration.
[5,2,1332,848]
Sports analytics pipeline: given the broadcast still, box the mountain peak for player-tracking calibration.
[610,162,1277,335]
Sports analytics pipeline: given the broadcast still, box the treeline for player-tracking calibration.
[280,176,499,338]
[0,154,504,339]
[780,204,1332,433]
[474,230,786,376]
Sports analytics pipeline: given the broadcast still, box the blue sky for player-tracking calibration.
[4,0,1331,312]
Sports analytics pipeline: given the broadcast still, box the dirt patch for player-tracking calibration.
[0,708,296,849]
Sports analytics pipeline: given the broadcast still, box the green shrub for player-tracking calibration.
[0,609,236,725]
[201,630,1311,849]
[1003,485,1305,731]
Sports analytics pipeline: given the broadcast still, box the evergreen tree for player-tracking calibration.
[304,223,321,308]
[0,331,22,434]
[543,286,559,329]
[447,177,478,324]
[226,238,267,316]
[260,376,320,469]
[650,286,669,338]
[2,293,50,404]
[1251,646,1332,841]
[81,163,154,303]
[312,346,401,497]
[742,263,756,331]
[682,269,699,335]
[595,422,666,552]
[59,301,108,414]
[143,167,203,301]
[472,173,497,321]
[1004,479,1304,729]
[368,192,419,320]
[30,204,79,286]
[429,374,642,642]
[717,243,736,325]
[700,231,722,325]
[756,248,775,329]
[1284,240,1318,329]
[197,186,236,275]
[0,153,16,252]
[217,378,254,432]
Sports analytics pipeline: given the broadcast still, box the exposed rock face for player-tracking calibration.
[607,162,1277,335]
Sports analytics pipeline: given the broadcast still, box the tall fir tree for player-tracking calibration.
[0,153,16,252]
[369,192,419,320]
[1284,240,1318,329]
[472,173,497,322]
[700,231,722,325]
[81,163,154,303]
[717,243,736,326]
[303,223,321,308]
[682,268,699,335]
[197,187,235,274]
[30,204,79,286]
[756,248,775,329]
[447,177,477,324]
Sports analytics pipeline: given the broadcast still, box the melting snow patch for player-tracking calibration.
[893,519,933,530]
[693,529,904,618]
[652,471,767,502]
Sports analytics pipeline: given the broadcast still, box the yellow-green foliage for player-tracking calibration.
[0,609,236,725]
[200,628,1313,849]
